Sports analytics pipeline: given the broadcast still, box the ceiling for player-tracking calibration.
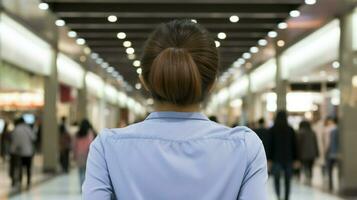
[44,0,305,89]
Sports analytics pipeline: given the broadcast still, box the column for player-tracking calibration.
[77,71,87,122]
[338,8,357,196]
[42,50,59,172]
[275,54,288,111]
[246,75,256,124]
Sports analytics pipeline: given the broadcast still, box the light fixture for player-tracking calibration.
[327,76,335,82]
[107,67,114,73]
[242,52,251,59]
[55,19,65,27]
[136,68,142,75]
[233,61,241,68]
[84,47,91,55]
[101,62,109,68]
[107,15,117,22]
[96,58,103,64]
[332,61,340,69]
[147,98,154,105]
[250,46,259,53]
[229,15,239,23]
[91,53,98,59]
[305,0,317,5]
[258,39,268,46]
[38,2,49,10]
[215,41,221,47]
[217,32,227,40]
[133,60,141,67]
[290,10,301,18]
[123,41,132,47]
[135,83,142,90]
[278,22,288,29]
[76,38,85,45]
[67,31,77,38]
[277,40,285,47]
[117,32,126,39]
[352,76,357,87]
[126,47,135,54]
[237,58,245,65]
[127,54,136,60]
[191,19,197,23]
[268,31,278,38]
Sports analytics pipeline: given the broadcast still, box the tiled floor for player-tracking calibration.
[3,169,347,200]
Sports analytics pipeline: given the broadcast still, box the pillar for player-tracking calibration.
[42,50,59,172]
[246,75,256,124]
[77,71,87,122]
[338,8,357,196]
[275,54,288,111]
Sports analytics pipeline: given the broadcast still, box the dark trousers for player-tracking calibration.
[60,149,70,173]
[272,163,293,200]
[9,154,20,186]
[327,158,337,191]
[302,160,314,184]
[19,156,33,188]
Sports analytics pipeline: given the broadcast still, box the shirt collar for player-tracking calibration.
[145,111,209,121]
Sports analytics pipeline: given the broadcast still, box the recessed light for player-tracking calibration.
[191,19,197,23]
[217,32,227,40]
[233,61,241,68]
[101,62,109,68]
[135,83,142,90]
[215,41,221,47]
[268,31,278,38]
[117,32,126,39]
[107,67,114,73]
[84,47,91,55]
[229,15,239,23]
[127,54,136,60]
[38,3,49,10]
[55,19,65,27]
[123,41,132,47]
[258,39,268,46]
[76,38,85,45]
[250,46,259,53]
[136,68,142,75]
[67,31,77,38]
[126,47,135,54]
[290,10,301,18]
[107,15,117,22]
[332,61,340,69]
[277,40,285,47]
[133,60,141,67]
[278,22,288,29]
[96,58,103,64]
[243,52,251,59]
[91,53,98,59]
[305,0,317,5]
[237,58,245,65]
[327,76,335,82]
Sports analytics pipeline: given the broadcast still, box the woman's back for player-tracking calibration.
[83,112,267,200]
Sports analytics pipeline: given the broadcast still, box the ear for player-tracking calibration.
[139,75,149,91]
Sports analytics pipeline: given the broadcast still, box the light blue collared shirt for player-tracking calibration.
[83,112,268,200]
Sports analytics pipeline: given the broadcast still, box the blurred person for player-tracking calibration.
[298,120,319,185]
[10,117,36,188]
[254,118,271,158]
[326,117,339,191]
[83,20,268,200]
[1,121,10,161]
[311,114,326,175]
[33,117,42,152]
[59,116,72,173]
[74,119,95,189]
[268,111,297,200]
[322,117,337,175]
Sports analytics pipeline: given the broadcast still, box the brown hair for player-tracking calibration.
[141,20,219,105]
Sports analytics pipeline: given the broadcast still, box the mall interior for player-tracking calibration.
[0,0,356,199]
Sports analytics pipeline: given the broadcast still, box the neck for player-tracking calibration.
[154,102,200,112]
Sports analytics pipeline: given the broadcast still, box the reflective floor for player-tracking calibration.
[4,169,346,200]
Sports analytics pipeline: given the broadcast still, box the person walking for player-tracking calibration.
[59,116,72,173]
[74,119,94,189]
[82,20,268,200]
[10,117,36,189]
[254,118,271,158]
[268,111,297,200]
[326,117,339,191]
[298,120,319,185]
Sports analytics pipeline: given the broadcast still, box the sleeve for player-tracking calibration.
[237,129,268,200]
[82,131,114,200]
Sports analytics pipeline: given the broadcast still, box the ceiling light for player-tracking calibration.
[191,19,197,23]
[217,32,227,40]
[250,46,259,53]
[278,22,288,29]
[135,83,142,90]
[84,47,91,55]
[55,19,65,27]
[332,61,340,69]
[229,15,239,23]
[305,0,317,5]
[91,53,98,59]
[147,98,154,105]
[327,76,335,82]
[127,54,136,60]
[38,3,49,10]
[215,41,220,47]
[258,39,268,46]
[233,61,241,68]
[352,76,357,87]
[96,58,103,64]
[290,10,301,18]
[268,31,278,38]
[242,52,251,59]
[76,38,85,45]
[101,62,109,68]
[136,68,142,75]
[277,40,285,47]
[237,58,245,65]
[67,31,77,38]
[123,41,132,47]
[117,32,126,39]
[107,67,114,73]
[107,15,117,22]
[126,47,135,54]
[133,60,141,67]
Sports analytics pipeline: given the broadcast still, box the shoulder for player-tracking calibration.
[229,126,263,150]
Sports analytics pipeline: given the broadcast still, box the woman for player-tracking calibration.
[74,119,94,189]
[268,111,297,200]
[298,120,318,185]
[83,20,267,200]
